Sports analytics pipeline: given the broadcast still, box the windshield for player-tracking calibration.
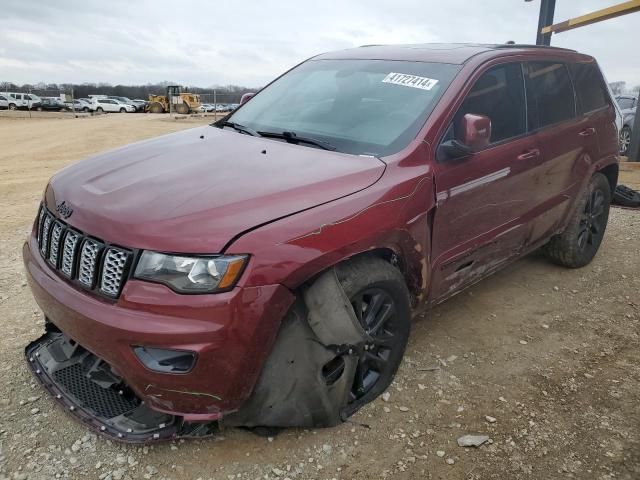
[226,59,460,156]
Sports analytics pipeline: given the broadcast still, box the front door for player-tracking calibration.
[429,62,540,303]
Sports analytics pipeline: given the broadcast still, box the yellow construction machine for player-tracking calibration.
[147,85,200,114]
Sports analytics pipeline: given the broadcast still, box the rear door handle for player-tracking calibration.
[579,127,596,137]
[517,149,541,161]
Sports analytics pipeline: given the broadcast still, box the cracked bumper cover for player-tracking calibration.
[23,236,294,425]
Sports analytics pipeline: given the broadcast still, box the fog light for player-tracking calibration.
[133,347,196,374]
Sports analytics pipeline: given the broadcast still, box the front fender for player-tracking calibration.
[227,144,435,304]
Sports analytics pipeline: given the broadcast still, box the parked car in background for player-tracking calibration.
[130,99,148,111]
[92,98,135,113]
[24,44,619,442]
[64,99,92,112]
[0,94,8,109]
[108,96,140,111]
[36,98,65,111]
[620,107,636,156]
[616,95,637,111]
[4,92,42,110]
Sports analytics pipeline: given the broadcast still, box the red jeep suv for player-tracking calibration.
[24,43,619,442]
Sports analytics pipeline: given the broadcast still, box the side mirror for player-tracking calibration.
[461,113,492,150]
[437,113,492,161]
[240,93,255,105]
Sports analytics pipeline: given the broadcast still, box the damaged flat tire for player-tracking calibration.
[223,257,411,429]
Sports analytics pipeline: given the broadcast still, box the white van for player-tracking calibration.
[92,98,135,113]
[4,92,42,110]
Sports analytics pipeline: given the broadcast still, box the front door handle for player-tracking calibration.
[579,127,596,137]
[517,149,541,161]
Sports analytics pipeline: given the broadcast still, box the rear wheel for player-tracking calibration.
[8,103,17,111]
[119,107,126,113]
[96,107,104,113]
[543,173,611,268]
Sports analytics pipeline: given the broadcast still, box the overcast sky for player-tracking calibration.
[1,0,638,90]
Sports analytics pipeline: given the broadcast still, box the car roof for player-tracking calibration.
[315,43,581,65]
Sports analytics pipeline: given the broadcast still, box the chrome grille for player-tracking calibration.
[60,230,81,277]
[48,222,64,266]
[100,248,129,296]
[40,215,53,255]
[36,206,45,245]
[78,240,102,288]
[34,204,132,298]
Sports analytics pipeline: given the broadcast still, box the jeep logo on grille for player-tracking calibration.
[56,201,74,219]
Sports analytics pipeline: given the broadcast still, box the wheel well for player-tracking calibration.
[598,163,619,192]
[332,248,421,305]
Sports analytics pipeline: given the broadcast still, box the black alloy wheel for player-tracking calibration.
[349,287,401,403]
[578,188,606,252]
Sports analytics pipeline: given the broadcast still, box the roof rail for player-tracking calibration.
[494,43,577,52]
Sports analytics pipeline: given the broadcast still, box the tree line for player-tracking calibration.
[609,81,640,96]
[0,81,260,103]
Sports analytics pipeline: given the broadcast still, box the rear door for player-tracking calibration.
[430,61,541,302]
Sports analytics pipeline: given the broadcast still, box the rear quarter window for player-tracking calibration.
[569,62,609,114]
[525,62,576,129]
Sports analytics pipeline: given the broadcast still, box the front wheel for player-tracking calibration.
[338,258,411,416]
[620,126,632,156]
[96,107,104,113]
[224,257,411,429]
[8,103,17,111]
[119,107,126,113]
[543,173,611,268]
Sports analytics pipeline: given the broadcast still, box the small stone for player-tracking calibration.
[457,435,490,447]
[30,408,40,415]
[418,384,426,390]
[498,396,507,402]
[485,415,497,423]
[446,458,455,465]
[542,324,549,329]
[112,469,126,480]
[27,396,39,403]
[553,286,559,291]
[398,406,409,412]
[115,454,126,465]
[436,451,445,458]
[322,444,332,454]
[145,465,158,476]
[381,392,390,402]
[519,340,528,345]
[272,467,285,476]
[383,406,391,413]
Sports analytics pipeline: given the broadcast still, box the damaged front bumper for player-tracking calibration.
[26,329,217,443]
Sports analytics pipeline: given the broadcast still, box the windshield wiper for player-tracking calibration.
[258,130,337,151]
[217,121,261,137]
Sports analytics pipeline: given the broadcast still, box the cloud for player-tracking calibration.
[0,0,638,89]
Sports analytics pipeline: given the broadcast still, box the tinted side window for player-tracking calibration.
[525,62,576,129]
[454,62,526,144]
[569,62,609,113]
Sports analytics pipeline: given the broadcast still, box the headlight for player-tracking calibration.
[134,251,248,293]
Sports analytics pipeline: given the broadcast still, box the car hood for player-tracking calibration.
[45,126,385,253]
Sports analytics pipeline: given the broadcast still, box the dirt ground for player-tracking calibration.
[0,113,639,480]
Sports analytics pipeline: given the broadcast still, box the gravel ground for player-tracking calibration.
[1,113,639,480]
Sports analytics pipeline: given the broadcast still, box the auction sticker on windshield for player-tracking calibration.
[382,72,439,90]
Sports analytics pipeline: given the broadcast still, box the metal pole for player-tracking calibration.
[536,0,557,45]
[629,106,640,162]
[214,90,217,121]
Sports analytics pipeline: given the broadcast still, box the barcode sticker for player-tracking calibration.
[382,72,439,91]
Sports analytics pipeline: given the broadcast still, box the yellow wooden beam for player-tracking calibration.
[541,0,640,34]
